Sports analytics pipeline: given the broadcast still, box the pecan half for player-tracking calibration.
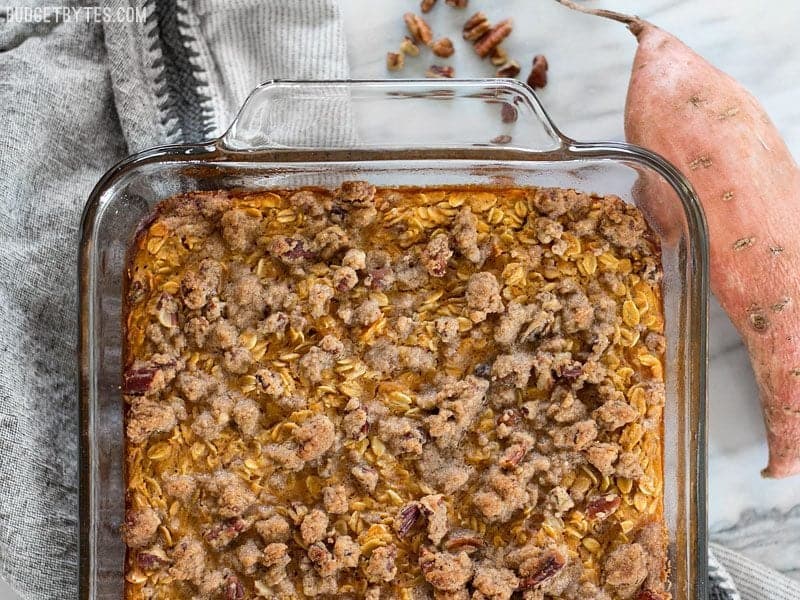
[404,12,433,46]
[431,37,455,58]
[444,530,484,553]
[527,54,549,89]
[474,19,513,58]
[394,503,424,537]
[426,65,455,79]
[446,0,468,7]
[421,0,437,13]
[462,11,490,41]
[585,494,621,521]
[517,551,566,590]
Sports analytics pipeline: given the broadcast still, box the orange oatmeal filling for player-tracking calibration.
[122,183,670,600]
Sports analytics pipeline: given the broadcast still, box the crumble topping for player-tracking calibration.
[123,183,669,599]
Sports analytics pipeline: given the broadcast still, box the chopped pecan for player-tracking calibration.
[431,37,455,58]
[443,530,484,553]
[404,12,433,46]
[203,517,248,550]
[122,366,157,396]
[224,575,244,600]
[517,551,566,590]
[426,65,455,79]
[387,52,404,71]
[421,0,437,13]
[394,503,424,537]
[366,266,394,290]
[497,409,521,428]
[400,36,420,57]
[474,19,513,58]
[446,0,468,7]
[499,443,528,469]
[585,494,621,521]
[527,54,549,89]
[462,11,490,41]
[496,60,520,78]
[490,46,508,66]
[137,547,169,570]
[268,236,316,265]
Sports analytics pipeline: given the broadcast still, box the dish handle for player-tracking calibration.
[219,79,566,153]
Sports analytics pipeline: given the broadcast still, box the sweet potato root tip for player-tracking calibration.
[554,0,647,35]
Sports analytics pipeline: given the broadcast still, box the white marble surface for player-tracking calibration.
[341,0,800,578]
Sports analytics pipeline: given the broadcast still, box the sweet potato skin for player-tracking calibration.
[624,25,800,477]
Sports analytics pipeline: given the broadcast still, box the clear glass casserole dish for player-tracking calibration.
[79,79,708,599]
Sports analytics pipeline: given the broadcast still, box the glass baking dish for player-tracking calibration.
[78,79,708,599]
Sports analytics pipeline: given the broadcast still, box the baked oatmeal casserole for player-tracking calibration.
[122,181,670,600]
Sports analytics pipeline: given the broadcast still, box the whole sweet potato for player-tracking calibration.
[557,0,800,477]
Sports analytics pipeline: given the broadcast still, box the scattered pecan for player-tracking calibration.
[224,575,245,600]
[387,52,405,71]
[394,503,424,537]
[585,494,621,520]
[421,0,437,13]
[446,0,468,7]
[443,530,484,553]
[500,442,528,469]
[400,36,420,57]
[496,60,521,78]
[474,19,513,58]
[431,37,455,58]
[404,12,433,46]
[462,11,490,41]
[426,65,455,79]
[517,551,566,590]
[527,54,549,89]
[501,102,518,123]
[490,46,508,66]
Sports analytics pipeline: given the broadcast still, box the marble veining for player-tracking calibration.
[342,0,800,579]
